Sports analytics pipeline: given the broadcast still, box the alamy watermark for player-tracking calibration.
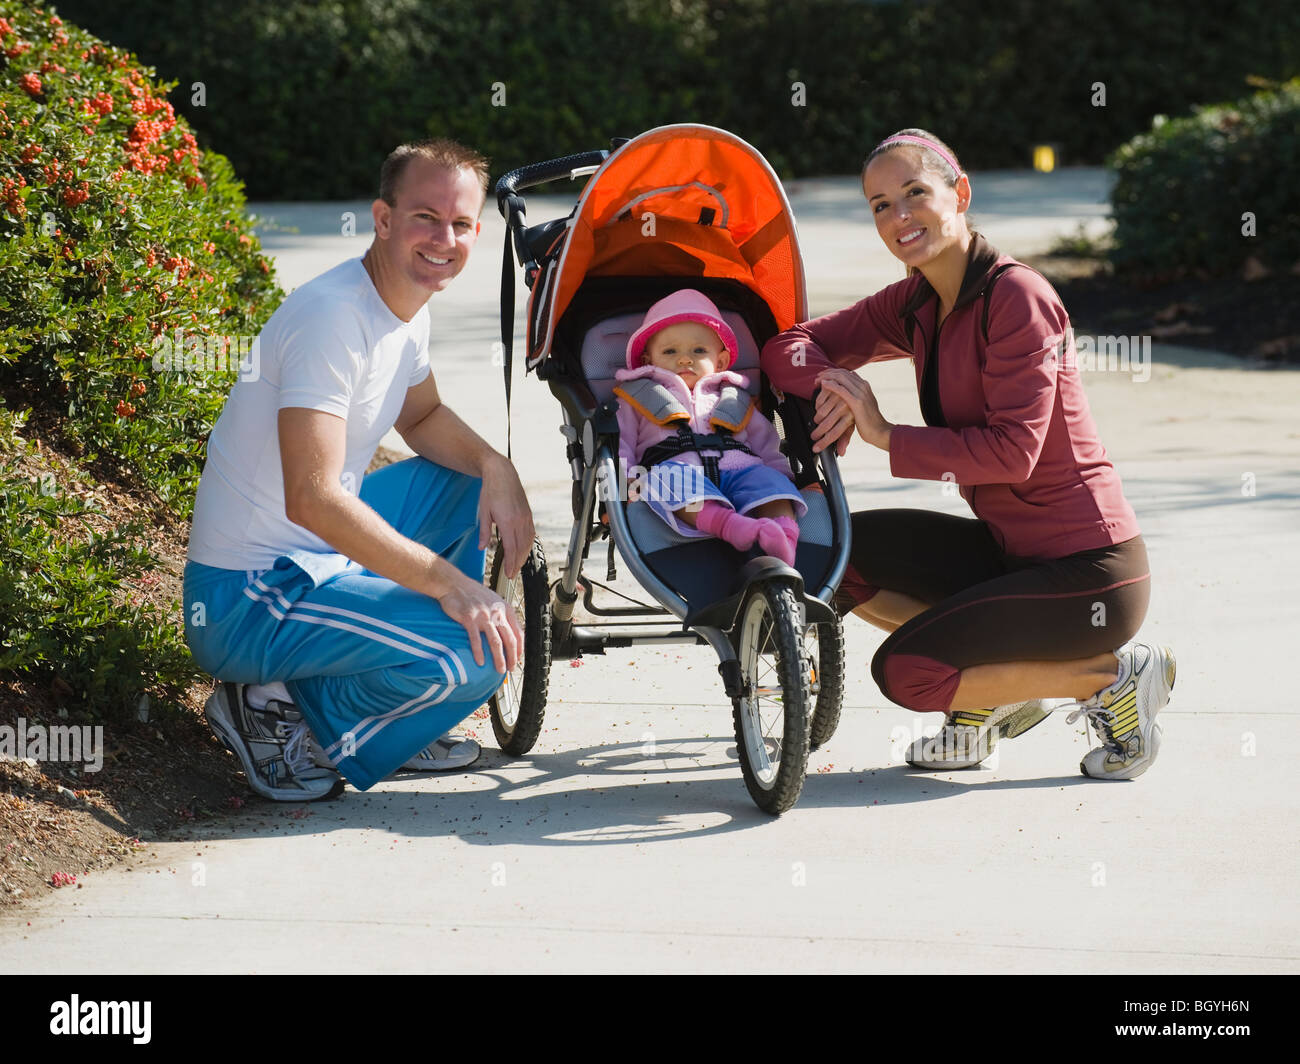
[50,995,150,1044]
[597,458,712,511]
[0,717,103,772]
[151,328,260,381]
[889,719,1000,769]
[1048,328,1152,383]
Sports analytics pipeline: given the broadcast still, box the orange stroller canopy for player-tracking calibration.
[529,124,808,366]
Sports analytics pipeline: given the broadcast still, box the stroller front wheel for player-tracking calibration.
[731,579,812,815]
[486,537,551,756]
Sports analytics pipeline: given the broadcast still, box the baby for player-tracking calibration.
[613,289,805,566]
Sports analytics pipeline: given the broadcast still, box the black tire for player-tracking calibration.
[807,617,845,749]
[486,537,551,756]
[731,580,811,815]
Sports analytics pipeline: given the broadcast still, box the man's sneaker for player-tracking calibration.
[204,683,344,802]
[307,730,482,773]
[1067,643,1176,780]
[905,699,1055,769]
[399,734,481,772]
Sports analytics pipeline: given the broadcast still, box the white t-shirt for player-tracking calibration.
[187,257,431,570]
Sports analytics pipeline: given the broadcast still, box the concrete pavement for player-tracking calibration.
[3,169,1297,972]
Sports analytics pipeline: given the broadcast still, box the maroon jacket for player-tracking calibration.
[761,233,1140,559]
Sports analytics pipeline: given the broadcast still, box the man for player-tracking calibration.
[183,139,533,801]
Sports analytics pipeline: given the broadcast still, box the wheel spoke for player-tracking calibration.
[804,628,820,692]
[485,540,550,757]
[737,586,801,789]
[495,561,529,728]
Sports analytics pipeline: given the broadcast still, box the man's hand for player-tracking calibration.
[434,567,524,674]
[478,453,535,578]
[280,408,526,670]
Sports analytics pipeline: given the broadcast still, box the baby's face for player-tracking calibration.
[645,322,727,388]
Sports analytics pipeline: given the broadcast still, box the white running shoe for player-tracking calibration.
[398,734,481,772]
[203,684,344,802]
[1068,643,1176,780]
[307,728,481,773]
[905,699,1055,769]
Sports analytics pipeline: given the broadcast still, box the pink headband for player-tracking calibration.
[874,135,962,177]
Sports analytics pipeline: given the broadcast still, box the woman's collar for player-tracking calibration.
[897,231,1004,319]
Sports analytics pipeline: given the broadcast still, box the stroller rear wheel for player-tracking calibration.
[486,537,551,756]
[731,579,811,815]
[806,617,845,749]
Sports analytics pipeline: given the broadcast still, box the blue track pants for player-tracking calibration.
[183,458,504,790]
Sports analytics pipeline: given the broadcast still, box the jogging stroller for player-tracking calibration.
[490,125,852,814]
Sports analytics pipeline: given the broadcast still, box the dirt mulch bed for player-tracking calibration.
[1022,252,1300,365]
[0,676,242,905]
[0,436,407,909]
[0,418,238,908]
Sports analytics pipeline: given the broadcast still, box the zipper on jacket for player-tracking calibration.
[925,308,970,508]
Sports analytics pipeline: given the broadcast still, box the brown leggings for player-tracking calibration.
[836,510,1151,713]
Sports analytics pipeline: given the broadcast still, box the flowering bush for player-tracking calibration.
[1,3,275,719]
[0,1,282,513]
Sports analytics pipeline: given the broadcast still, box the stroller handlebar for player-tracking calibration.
[495,150,611,215]
[496,149,611,272]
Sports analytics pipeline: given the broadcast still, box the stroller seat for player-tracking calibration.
[576,298,838,625]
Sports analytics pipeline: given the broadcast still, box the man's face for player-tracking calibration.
[373,159,484,294]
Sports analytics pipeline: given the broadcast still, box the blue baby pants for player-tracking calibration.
[644,460,808,537]
[182,457,505,791]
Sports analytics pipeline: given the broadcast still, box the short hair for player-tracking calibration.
[378,138,490,209]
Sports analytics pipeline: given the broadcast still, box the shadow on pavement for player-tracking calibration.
[197,738,1091,849]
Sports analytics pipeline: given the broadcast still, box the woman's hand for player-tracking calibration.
[815,368,894,451]
[811,386,856,456]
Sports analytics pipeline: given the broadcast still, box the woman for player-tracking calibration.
[760,129,1175,778]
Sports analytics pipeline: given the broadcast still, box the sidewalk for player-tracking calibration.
[3,170,1297,972]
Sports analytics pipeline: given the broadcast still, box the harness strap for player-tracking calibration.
[639,426,757,487]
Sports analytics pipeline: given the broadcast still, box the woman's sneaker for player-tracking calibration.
[203,683,344,801]
[1067,643,1176,780]
[905,699,1054,769]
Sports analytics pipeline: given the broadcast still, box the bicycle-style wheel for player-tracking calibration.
[486,537,551,755]
[731,579,812,814]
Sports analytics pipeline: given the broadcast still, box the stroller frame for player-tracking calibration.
[490,126,853,813]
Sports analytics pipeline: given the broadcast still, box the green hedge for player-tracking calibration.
[1107,78,1300,278]
[0,0,282,512]
[1,2,282,719]
[43,0,1300,200]
[0,408,202,720]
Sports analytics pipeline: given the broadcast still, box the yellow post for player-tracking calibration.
[1033,145,1057,172]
